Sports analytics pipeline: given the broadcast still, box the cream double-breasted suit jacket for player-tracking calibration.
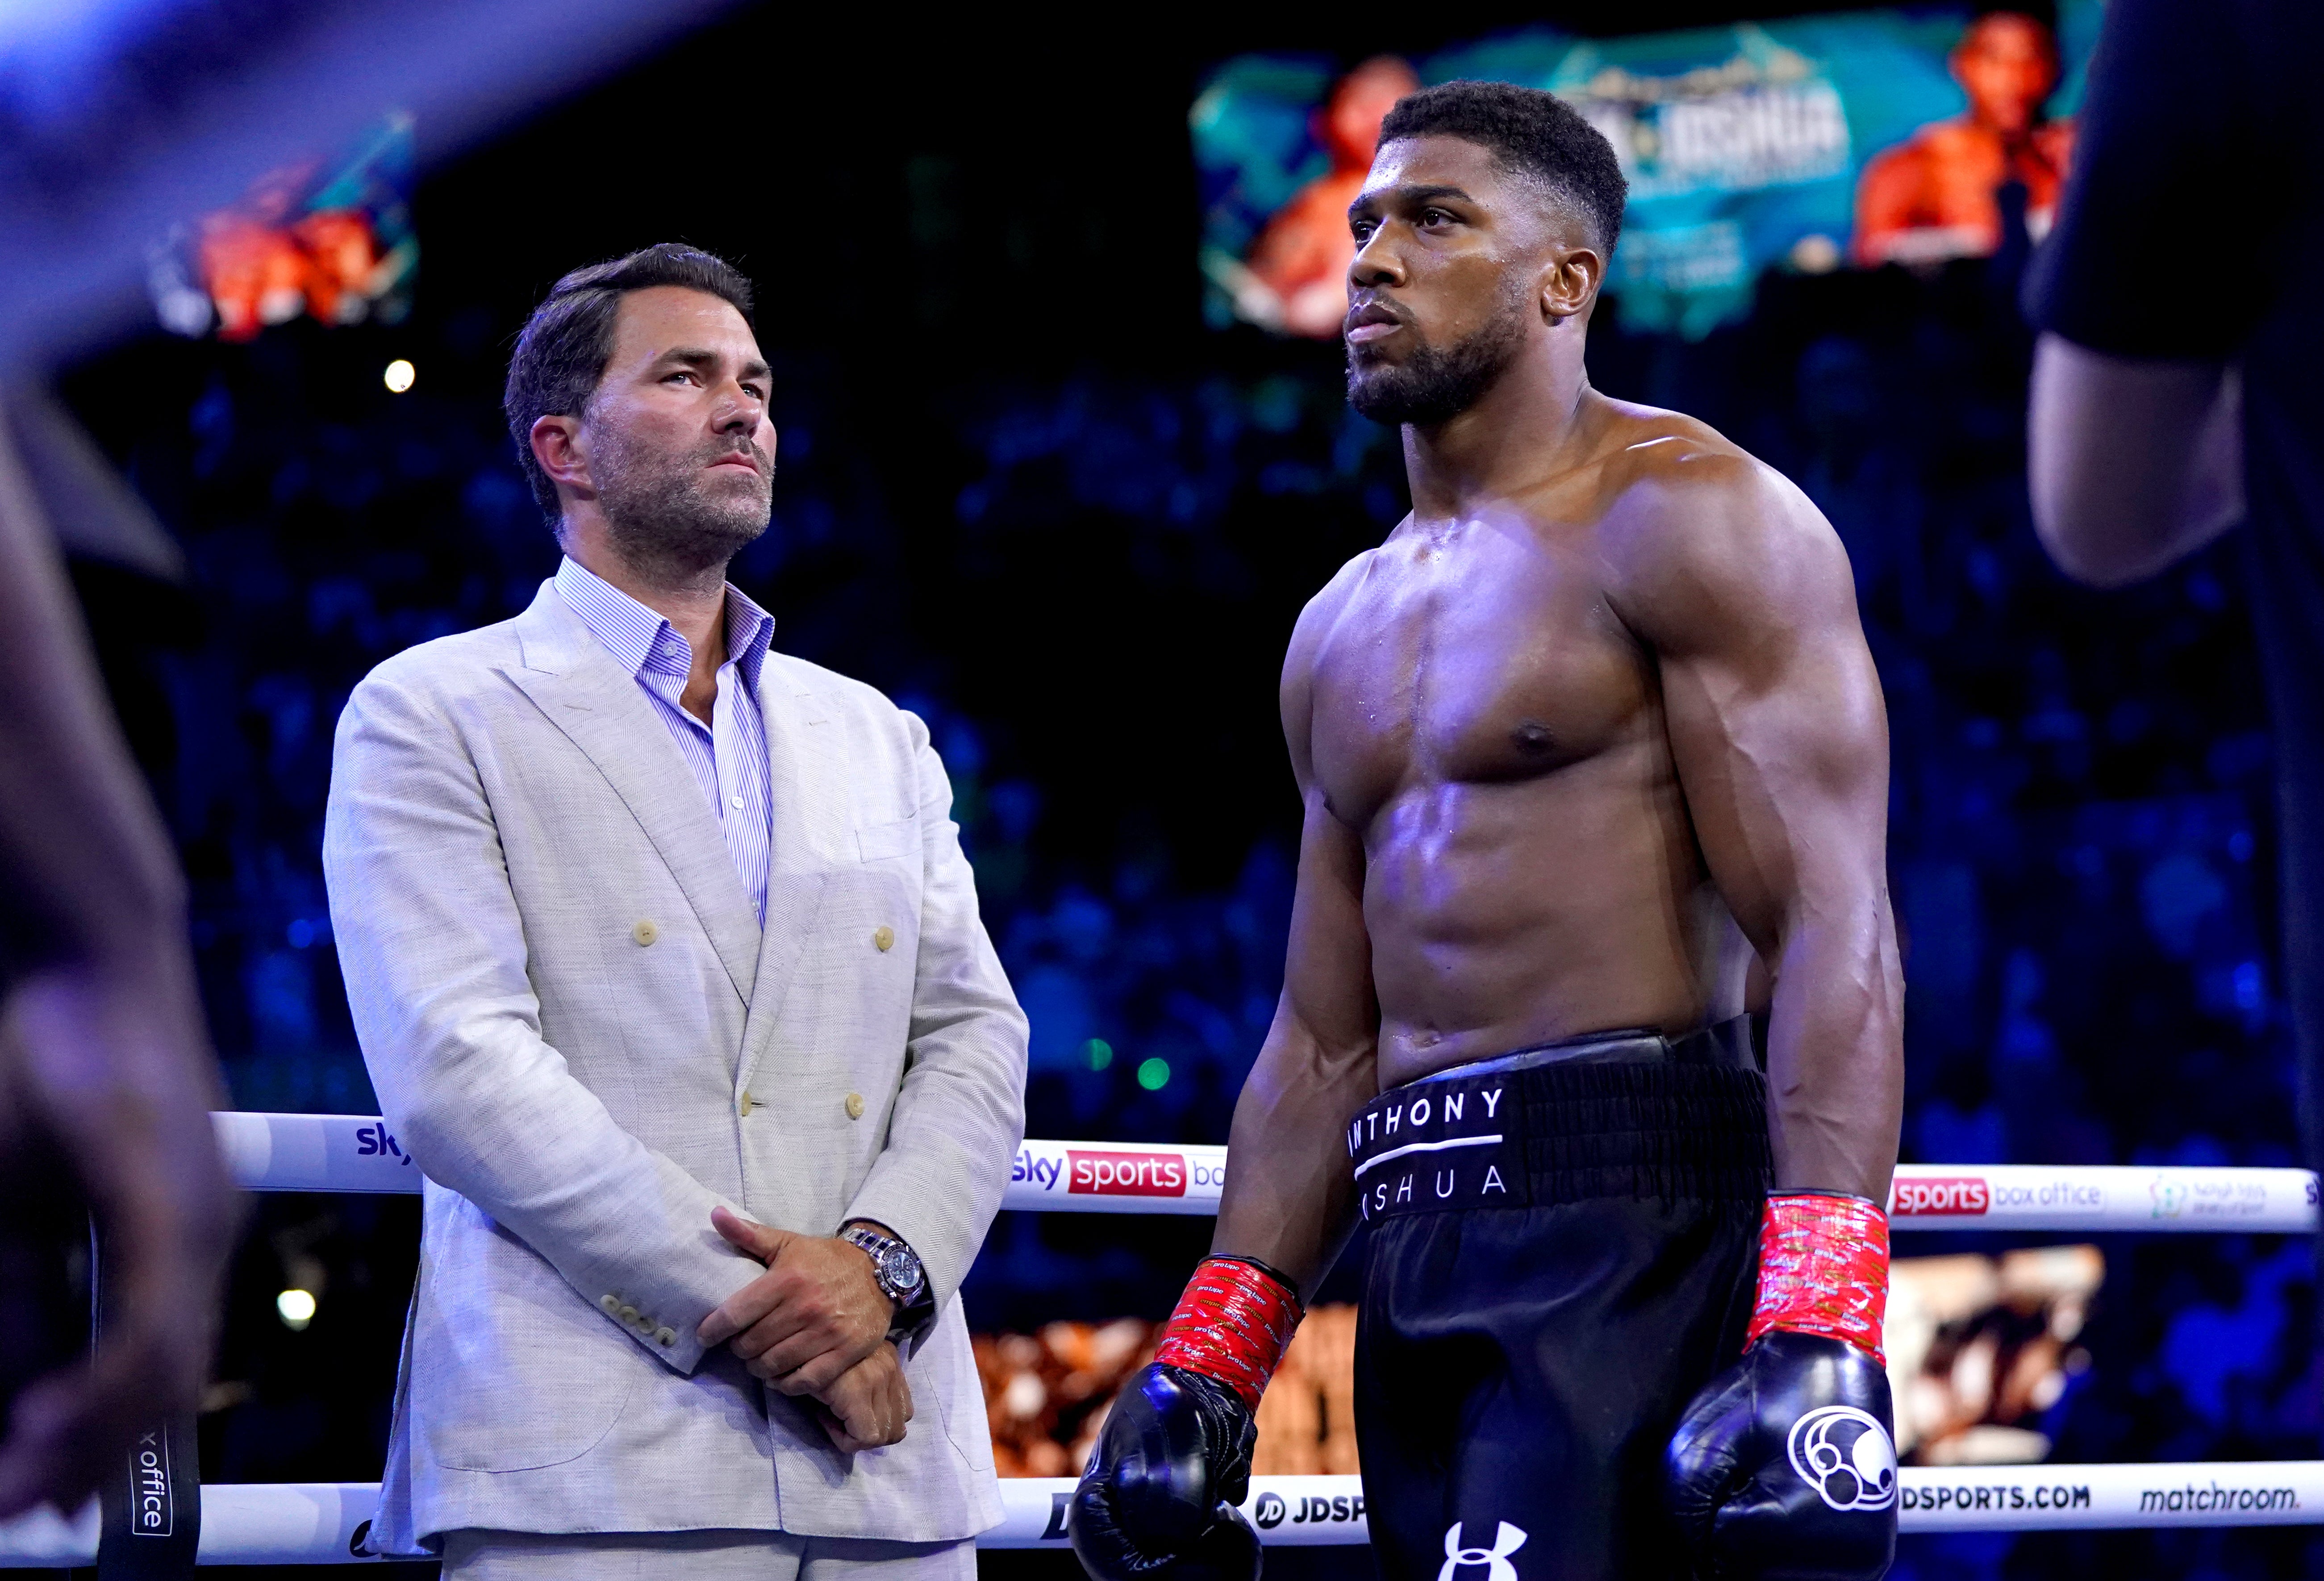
[322,582,1028,1553]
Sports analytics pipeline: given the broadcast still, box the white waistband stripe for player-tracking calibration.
[1350,1134,1506,1181]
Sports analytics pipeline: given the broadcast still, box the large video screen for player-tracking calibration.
[1195,4,2100,340]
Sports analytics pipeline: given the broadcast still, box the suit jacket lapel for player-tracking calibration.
[501,585,762,1008]
[735,681,835,1099]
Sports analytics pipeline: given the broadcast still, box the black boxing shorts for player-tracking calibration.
[1348,1018,1773,1581]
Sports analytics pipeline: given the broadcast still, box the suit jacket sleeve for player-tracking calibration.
[323,666,757,1375]
[840,711,1028,1316]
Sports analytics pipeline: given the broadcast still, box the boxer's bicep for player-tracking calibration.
[1616,457,1903,1198]
[1615,457,1885,947]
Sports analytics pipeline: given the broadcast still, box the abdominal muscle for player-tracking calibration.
[1360,749,1740,1091]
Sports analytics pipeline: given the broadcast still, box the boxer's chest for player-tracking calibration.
[1307,519,1656,827]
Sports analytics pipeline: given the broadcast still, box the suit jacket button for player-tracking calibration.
[872,925,894,952]
[633,919,659,947]
[657,1327,677,1347]
[845,1092,866,1120]
[599,1294,622,1315]
[618,1305,640,1325]
[738,1091,755,1117]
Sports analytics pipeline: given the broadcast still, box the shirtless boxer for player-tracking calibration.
[1071,81,1904,1580]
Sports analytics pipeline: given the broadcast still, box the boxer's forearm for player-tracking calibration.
[1762,889,1903,1202]
[1212,1010,1373,1302]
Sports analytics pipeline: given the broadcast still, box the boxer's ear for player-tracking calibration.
[1540,242,1603,328]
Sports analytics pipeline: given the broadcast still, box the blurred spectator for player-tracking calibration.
[973,1307,1358,1480]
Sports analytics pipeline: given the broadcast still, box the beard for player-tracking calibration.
[592,426,773,580]
[1346,291,1529,428]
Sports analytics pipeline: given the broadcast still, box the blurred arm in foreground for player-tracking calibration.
[2028,339,2241,587]
[0,399,234,1521]
[2023,0,2290,588]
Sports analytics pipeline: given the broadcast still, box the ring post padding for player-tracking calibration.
[96,1415,199,1576]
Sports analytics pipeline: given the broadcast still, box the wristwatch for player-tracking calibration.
[841,1222,930,1333]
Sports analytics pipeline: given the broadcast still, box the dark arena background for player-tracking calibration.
[11,1,2314,1577]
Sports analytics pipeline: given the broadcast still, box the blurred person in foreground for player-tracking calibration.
[0,405,236,1522]
[2024,0,2324,1308]
[322,244,1026,1579]
[1073,82,1904,1581]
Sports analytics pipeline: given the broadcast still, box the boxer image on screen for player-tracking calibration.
[1072,81,1904,1581]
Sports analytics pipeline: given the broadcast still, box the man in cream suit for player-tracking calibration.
[322,243,1027,1578]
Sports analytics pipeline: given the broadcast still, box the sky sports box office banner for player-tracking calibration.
[1195,2,2102,341]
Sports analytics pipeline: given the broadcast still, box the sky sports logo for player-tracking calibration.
[1069,1150,1188,1197]
[352,1122,413,1165]
[1891,1177,1988,1216]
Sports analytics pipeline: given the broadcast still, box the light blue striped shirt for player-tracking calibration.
[554,557,776,923]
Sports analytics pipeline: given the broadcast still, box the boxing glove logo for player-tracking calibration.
[1785,1405,1898,1513]
[1437,1520,1527,1581]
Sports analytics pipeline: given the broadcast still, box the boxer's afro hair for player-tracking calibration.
[1377,80,1628,258]
[505,243,755,525]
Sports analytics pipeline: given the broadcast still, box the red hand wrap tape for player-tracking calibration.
[1745,1191,1890,1365]
[1152,1256,1304,1410]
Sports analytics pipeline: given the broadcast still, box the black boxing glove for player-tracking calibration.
[1666,1193,1899,1581]
[1068,1364,1260,1581]
[1068,1256,1303,1581]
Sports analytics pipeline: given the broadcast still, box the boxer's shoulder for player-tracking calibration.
[1585,415,1851,650]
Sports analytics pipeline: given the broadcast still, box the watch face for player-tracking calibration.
[877,1244,922,1294]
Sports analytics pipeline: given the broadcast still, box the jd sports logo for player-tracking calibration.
[1438,1520,1527,1581]
[1787,1406,1898,1513]
[1255,1492,1286,1528]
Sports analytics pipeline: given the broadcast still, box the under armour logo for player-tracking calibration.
[1786,1405,1898,1512]
[1437,1519,1527,1581]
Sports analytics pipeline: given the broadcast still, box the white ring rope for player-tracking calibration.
[213,1113,2323,1232]
[102,1113,2305,1555]
[7,1463,2324,1566]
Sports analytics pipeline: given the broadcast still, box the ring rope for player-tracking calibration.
[7,1464,2324,1566]
[212,1112,2324,1232]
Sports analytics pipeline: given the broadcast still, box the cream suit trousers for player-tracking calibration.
[439,1527,977,1580]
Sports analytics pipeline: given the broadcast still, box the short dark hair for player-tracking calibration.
[503,243,755,521]
[1377,80,1628,258]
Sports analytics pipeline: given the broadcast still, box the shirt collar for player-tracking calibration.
[555,556,776,687]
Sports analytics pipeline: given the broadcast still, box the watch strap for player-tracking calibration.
[841,1222,926,1302]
